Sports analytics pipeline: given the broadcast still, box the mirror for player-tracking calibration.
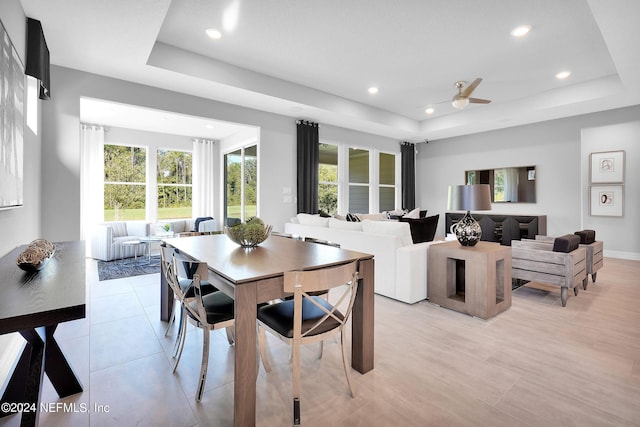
[465,166,536,203]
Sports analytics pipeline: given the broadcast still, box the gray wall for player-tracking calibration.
[0,0,42,258]
[417,105,640,259]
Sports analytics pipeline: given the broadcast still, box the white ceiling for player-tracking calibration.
[21,0,640,142]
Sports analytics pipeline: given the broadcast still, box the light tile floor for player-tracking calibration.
[2,257,640,427]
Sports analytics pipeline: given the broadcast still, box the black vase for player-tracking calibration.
[452,211,482,246]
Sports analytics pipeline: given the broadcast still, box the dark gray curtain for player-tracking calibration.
[401,141,416,210]
[296,121,319,213]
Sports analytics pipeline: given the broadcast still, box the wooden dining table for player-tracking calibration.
[162,234,374,427]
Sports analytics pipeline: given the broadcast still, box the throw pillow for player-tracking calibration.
[399,214,439,243]
[402,208,421,219]
[346,213,361,222]
[574,229,595,244]
[356,212,388,221]
[552,234,580,253]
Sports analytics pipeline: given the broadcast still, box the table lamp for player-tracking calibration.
[447,184,492,246]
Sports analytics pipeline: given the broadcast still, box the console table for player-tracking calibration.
[0,241,86,426]
[445,213,547,246]
[428,241,511,319]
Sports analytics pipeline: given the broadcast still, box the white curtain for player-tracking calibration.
[80,124,105,254]
[503,168,519,202]
[192,138,216,217]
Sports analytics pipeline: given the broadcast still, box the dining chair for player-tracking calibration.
[257,260,359,426]
[171,257,235,401]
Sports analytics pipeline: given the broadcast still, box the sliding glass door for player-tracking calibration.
[224,144,257,226]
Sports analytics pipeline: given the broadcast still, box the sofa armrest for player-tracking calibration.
[197,219,217,232]
[91,224,113,261]
[396,241,446,303]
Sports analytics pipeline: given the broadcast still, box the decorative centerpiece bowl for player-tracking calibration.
[224,217,272,248]
[16,239,56,272]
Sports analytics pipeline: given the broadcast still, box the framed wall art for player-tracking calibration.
[590,185,623,217]
[0,17,25,209]
[590,150,625,184]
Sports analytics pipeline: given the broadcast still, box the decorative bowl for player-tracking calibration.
[224,221,272,248]
[16,239,56,272]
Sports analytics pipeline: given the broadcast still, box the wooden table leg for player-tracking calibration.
[234,282,258,427]
[160,270,173,322]
[352,258,375,374]
[44,325,83,397]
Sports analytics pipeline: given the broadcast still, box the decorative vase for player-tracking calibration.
[451,211,482,246]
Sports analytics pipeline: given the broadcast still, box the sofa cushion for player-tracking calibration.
[552,234,581,253]
[399,214,439,243]
[297,213,330,227]
[361,219,413,246]
[328,218,363,231]
[356,212,389,221]
[111,222,127,238]
[574,229,595,244]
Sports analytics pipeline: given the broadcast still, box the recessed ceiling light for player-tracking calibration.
[206,28,222,40]
[205,124,214,129]
[425,108,435,115]
[510,25,531,37]
[555,70,571,79]
[368,87,379,94]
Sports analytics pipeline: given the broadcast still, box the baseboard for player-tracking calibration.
[604,249,640,261]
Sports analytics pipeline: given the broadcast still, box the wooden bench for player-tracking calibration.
[511,239,587,307]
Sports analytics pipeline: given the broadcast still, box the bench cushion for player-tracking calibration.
[574,229,596,244]
[553,234,581,253]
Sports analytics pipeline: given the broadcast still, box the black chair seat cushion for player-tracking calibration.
[179,278,216,298]
[399,214,439,243]
[574,229,596,244]
[553,234,581,253]
[258,296,343,339]
[187,291,235,324]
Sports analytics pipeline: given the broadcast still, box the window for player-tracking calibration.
[378,152,395,212]
[348,148,370,213]
[319,143,338,215]
[224,144,258,225]
[493,169,505,202]
[104,144,146,221]
[157,149,192,219]
[318,144,398,214]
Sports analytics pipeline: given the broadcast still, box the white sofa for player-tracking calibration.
[91,220,150,261]
[284,214,444,304]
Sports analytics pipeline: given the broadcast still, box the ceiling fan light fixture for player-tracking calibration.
[452,96,469,109]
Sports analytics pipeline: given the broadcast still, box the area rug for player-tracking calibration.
[97,256,161,281]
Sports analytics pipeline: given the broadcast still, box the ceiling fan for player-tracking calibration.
[451,78,491,109]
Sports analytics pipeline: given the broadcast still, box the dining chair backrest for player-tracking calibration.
[284,260,359,339]
[161,246,184,300]
[172,257,210,324]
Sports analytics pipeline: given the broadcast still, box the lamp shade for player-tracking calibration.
[447,184,492,211]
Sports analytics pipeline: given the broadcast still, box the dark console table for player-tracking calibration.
[445,213,547,246]
[0,241,86,426]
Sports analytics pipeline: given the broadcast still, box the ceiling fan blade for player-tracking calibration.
[461,78,482,97]
[468,97,491,104]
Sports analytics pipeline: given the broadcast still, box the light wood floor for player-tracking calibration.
[1,257,639,427]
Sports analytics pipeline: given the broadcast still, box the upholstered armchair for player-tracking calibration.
[90,221,151,261]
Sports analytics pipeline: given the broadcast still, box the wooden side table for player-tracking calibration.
[428,241,511,319]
